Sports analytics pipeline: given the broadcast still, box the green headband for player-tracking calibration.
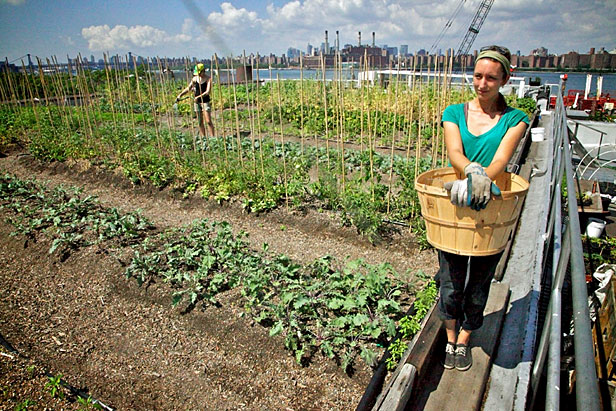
[477,50,510,76]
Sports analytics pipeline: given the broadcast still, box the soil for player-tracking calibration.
[0,150,438,410]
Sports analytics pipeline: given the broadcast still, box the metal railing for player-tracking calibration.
[530,85,600,410]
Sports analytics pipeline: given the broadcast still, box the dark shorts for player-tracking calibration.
[436,250,503,331]
[194,102,212,113]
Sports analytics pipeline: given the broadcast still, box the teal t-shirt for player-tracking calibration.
[442,104,529,167]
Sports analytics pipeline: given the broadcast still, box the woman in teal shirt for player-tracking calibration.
[438,45,529,371]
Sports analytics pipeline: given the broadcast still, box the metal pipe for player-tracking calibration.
[561,93,601,410]
[531,162,561,386]
[530,146,568,405]
[546,179,563,410]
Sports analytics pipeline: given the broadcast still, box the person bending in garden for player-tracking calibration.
[439,45,529,371]
[176,63,215,138]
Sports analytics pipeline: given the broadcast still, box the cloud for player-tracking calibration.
[81,24,190,52]
[78,0,615,57]
[207,2,261,28]
[60,35,75,47]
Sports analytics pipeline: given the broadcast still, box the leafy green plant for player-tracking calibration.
[244,256,407,370]
[14,399,37,411]
[124,216,413,371]
[0,173,153,258]
[583,235,616,271]
[45,374,64,399]
[125,220,246,306]
[506,96,537,117]
[77,395,103,410]
[340,180,388,243]
[386,280,438,370]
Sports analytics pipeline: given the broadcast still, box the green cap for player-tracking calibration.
[193,63,205,75]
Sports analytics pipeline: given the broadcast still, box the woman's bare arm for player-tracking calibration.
[484,121,527,179]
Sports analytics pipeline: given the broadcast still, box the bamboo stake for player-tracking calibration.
[0,61,12,107]
[102,54,118,135]
[49,58,70,124]
[314,129,319,180]
[333,53,340,170]
[227,56,243,165]
[112,55,127,129]
[267,56,275,141]
[82,54,103,133]
[75,55,95,141]
[242,51,257,170]
[320,52,330,168]
[155,56,174,154]
[131,56,148,133]
[182,57,196,144]
[123,56,138,141]
[387,56,401,214]
[364,51,375,199]
[115,55,128,129]
[276,73,289,211]
[109,55,126,130]
[254,54,265,180]
[10,62,29,138]
[143,57,162,151]
[46,57,71,134]
[405,57,417,161]
[414,57,423,179]
[19,59,42,139]
[165,57,181,162]
[359,55,365,174]
[35,57,56,129]
[337,52,346,192]
[203,56,215,165]
[431,56,438,168]
[73,55,92,138]
[299,54,305,155]
[213,54,228,165]
[66,56,88,138]
[0,63,12,112]
[443,51,454,165]
[3,59,20,113]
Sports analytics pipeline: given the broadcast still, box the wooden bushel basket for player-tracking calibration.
[415,167,529,256]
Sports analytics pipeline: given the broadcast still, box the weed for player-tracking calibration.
[386,280,437,370]
[14,399,37,410]
[45,374,64,399]
[77,395,103,410]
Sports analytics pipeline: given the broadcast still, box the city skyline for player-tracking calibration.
[1,0,615,64]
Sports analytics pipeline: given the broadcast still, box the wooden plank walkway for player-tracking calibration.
[406,281,511,411]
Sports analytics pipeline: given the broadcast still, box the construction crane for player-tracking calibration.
[428,0,467,56]
[455,0,495,57]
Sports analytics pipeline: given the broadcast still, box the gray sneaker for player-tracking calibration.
[443,342,456,369]
[455,344,472,371]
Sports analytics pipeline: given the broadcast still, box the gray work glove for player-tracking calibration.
[464,162,502,211]
[443,179,469,207]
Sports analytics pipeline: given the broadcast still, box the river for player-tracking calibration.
[254,68,616,95]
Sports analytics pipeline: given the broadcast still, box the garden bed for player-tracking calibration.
[0,151,437,409]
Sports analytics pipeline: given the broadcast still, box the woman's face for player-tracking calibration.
[473,58,508,102]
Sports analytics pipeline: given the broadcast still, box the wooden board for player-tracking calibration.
[593,275,616,382]
[407,281,510,411]
[378,364,417,411]
[373,304,441,410]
